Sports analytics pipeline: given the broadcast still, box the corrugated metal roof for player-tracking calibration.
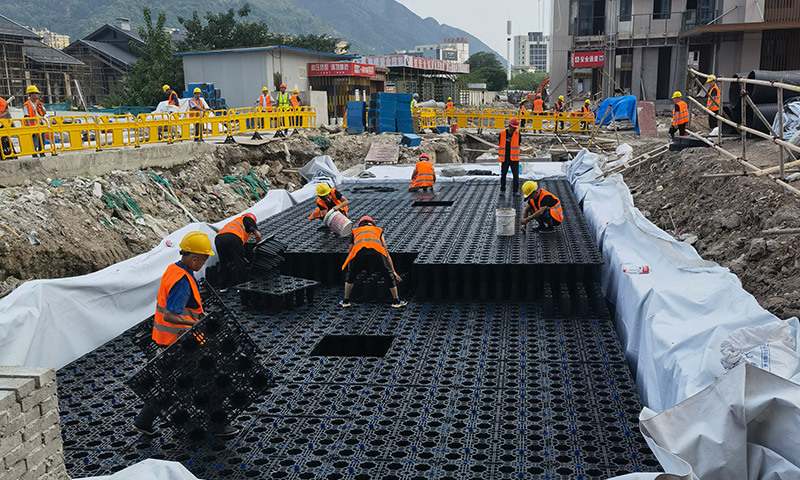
[80,40,138,66]
[0,14,40,39]
[23,39,85,66]
[84,24,143,44]
[174,45,355,59]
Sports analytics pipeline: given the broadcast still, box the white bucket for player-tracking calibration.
[495,208,516,236]
[323,210,353,237]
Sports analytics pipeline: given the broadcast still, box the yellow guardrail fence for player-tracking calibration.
[343,107,595,134]
[0,107,316,160]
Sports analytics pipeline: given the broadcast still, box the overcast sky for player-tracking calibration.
[395,0,553,60]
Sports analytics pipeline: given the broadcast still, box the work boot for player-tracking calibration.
[391,298,408,308]
[339,299,352,308]
[213,425,241,438]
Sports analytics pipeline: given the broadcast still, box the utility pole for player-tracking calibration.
[507,21,512,81]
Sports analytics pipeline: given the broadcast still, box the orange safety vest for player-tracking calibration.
[23,99,46,126]
[498,129,519,162]
[528,189,564,223]
[554,100,564,112]
[258,94,273,112]
[188,97,204,117]
[533,99,544,112]
[445,102,453,110]
[217,215,252,244]
[152,263,203,346]
[290,94,300,108]
[581,105,591,114]
[0,97,7,116]
[309,188,348,220]
[342,225,388,269]
[520,105,527,114]
[707,85,720,112]
[410,160,435,188]
[168,91,180,107]
[672,100,689,126]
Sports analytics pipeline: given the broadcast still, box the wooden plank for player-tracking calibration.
[465,133,497,149]
[365,143,400,164]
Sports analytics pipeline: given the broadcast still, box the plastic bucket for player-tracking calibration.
[323,210,353,237]
[495,208,516,236]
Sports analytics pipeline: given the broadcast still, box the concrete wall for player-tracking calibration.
[308,91,329,126]
[550,0,572,99]
[715,33,762,77]
[0,367,67,480]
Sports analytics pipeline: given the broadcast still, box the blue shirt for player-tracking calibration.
[165,261,195,314]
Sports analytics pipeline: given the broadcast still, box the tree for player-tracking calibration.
[508,72,549,91]
[467,52,503,71]
[103,7,184,108]
[177,4,272,51]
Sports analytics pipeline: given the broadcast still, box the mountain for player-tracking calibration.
[2,0,502,60]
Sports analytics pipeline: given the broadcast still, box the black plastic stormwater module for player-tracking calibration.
[310,335,394,357]
[411,200,454,207]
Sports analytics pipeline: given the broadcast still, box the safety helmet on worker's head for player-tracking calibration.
[358,216,375,226]
[413,93,419,98]
[418,153,429,162]
[316,183,331,197]
[243,212,257,223]
[672,91,683,99]
[193,87,201,94]
[558,95,564,100]
[706,75,716,83]
[179,231,215,256]
[162,84,170,92]
[26,85,40,94]
[447,97,452,101]
[522,181,538,198]
[508,117,519,128]
[585,99,591,104]
[292,88,299,93]
[262,86,268,91]
[280,83,287,89]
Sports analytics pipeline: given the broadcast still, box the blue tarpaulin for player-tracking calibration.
[594,95,639,134]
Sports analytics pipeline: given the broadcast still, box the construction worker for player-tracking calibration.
[275,83,291,137]
[445,97,453,110]
[520,181,563,233]
[579,99,592,131]
[706,75,721,130]
[411,93,419,110]
[188,88,211,142]
[290,88,302,133]
[340,216,407,308]
[1,95,15,158]
[520,99,528,129]
[309,182,349,221]
[163,85,180,111]
[533,94,544,113]
[498,117,520,194]
[670,91,689,140]
[214,213,262,288]
[553,95,565,131]
[411,93,420,134]
[254,86,273,130]
[409,153,436,191]
[23,85,47,158]
[133,232,240,439]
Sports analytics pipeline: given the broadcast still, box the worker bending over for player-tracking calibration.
[498,117,520,194]
[340,216,406,308]
[520,181,563,233]
[409,153,436,191]
[670,91,689,140]
[214,213,262,288]
[706,75,721,131]
[309,183,349,221]
[134,232,239,438]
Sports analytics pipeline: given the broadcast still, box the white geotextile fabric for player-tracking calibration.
[76,459,199,480]
[0,190,294,369]
[343,162,565,184]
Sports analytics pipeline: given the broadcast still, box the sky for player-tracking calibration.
[395,0,553,60]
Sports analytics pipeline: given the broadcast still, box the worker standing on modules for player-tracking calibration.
[498,117,520,194]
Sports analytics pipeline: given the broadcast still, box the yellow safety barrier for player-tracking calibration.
[49,115,101,154]
[293,106,316,129]
[96,114,138,149]
[203,109,232,139]
[168,111,201,142]
[0,117,56,159]
[136,112,172,146]
[228,107,259,137]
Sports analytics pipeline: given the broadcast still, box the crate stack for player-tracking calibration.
[346,101,366,134]
[368,93,397,133]
[184,83,226,110]
[395,93,414,134]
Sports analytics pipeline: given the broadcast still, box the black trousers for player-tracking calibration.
[500,161,519,192]
[708,113,718,130]
[669,124,686,139]
[345,251,396,287]
[214,233,249,288]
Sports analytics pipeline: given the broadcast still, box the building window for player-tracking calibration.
[620,0,632,21]
[653,0,672,19]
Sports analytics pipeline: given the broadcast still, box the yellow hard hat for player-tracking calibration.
[292,88,299,93]
[193,87,201,94]
[672,91,682,98]
[448,97,452,101]
[262,86,268,91]
[179,231,214,256]
[316,183,331,196]
[558,95,564,100]
[26,85,40,94]
[162,84,170,92]
[522,181,538,197]
[706,74,716,83]
[584,99,591,104]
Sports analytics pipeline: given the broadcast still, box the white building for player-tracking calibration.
[513,32,550,73]
[396,37,470,64]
